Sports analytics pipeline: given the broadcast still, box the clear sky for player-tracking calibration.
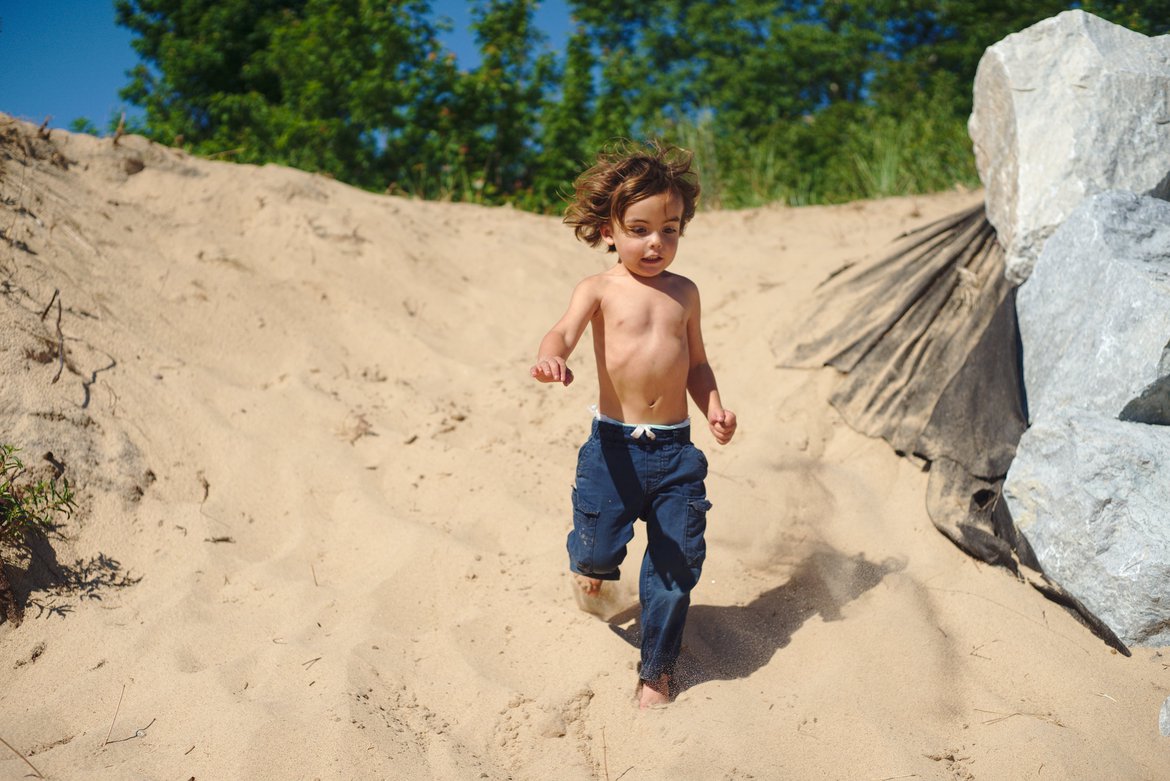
[0,1,570,130]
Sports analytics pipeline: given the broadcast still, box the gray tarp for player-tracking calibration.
[776,204,1129,655]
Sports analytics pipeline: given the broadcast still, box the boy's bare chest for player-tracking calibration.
[599,292,687,335]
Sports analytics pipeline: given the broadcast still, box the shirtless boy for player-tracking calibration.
[530,142,737,708]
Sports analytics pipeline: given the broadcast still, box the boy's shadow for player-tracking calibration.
[607,547,905,695]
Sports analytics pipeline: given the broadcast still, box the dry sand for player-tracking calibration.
[1,114,1167,780]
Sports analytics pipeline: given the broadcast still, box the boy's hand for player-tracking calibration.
[708,409,737,445]
[531,357,574,386]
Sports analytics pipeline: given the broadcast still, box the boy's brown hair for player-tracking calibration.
[564,140,700,252]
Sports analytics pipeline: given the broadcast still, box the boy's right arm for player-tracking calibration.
[531,278,600,386]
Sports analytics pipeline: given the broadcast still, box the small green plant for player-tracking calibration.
[0,445,75,550]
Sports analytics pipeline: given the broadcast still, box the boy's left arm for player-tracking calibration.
[685,285,737,445]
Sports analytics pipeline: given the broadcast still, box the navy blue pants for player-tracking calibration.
[567,418,711,682]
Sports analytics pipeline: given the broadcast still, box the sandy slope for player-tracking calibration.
[1,115,1167,780]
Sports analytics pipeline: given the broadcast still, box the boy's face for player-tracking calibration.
[601,191,683,279]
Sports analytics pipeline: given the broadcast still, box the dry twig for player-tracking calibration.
[602,726,609,781]
[38,288,59,320]
[975,708,1066,728]
[104,683,126,745]
[0,734,45,779]
[39,288,65,383]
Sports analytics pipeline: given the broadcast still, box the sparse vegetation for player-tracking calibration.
[0,444,75,552]
[0,444,77,625]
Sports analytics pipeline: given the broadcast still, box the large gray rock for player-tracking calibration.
[968,10,1170,284]
[1017,191,1170,422]
[1004,413,1170,646]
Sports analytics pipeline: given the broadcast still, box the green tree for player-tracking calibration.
[68,117,101,135]
[534,25,594,205]
[460,0,556,201]
[116,0,1165,211]
[116,0,298,150]
[565,1,887,141]
[864,0,1067,117]
[1079,0,1170,34]
[115,0,449,185]
[265,0,453,187]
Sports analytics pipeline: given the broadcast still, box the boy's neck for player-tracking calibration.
[613,262,674,286]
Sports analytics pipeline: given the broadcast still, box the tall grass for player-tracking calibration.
[389,89,980,214]
[676,104,979,211]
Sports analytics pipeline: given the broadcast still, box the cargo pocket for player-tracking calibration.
[568,486,601,572]
[575,437,598,480]
[686,443,709,481]
[685,497,712,567]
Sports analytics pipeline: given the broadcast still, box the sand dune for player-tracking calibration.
[1,115,1166,779]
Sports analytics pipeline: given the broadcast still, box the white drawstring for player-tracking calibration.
[590,404,686,441]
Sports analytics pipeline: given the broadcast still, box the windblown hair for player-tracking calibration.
[564,140,701,252]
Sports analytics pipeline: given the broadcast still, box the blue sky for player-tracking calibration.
[0,1,570,130]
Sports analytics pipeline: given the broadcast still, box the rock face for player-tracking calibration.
[1016,192,1170,422]
[1004,414,1170,646]
[968,10,1170,284]
[1006,192,1170,647]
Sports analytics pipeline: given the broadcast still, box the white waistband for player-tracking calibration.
[590,405,690,440]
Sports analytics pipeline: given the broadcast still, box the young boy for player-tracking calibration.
[530,142,736,708]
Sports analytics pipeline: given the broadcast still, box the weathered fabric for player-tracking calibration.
[777,205,1129,655]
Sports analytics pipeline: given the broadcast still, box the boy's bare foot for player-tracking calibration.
[571,574,607,615]
[574,574,603,596]
[637,674,671,709]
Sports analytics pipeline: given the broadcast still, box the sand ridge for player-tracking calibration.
[1,115,1167,779]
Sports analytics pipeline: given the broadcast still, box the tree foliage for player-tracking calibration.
[113,1,1170,211]
[115,0,450,187]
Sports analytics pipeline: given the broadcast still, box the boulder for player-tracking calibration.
[1016,192,1170,422]
[968,10,1170,284]
[1004,413,1170,646]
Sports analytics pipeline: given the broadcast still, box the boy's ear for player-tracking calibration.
[599,223,615,247]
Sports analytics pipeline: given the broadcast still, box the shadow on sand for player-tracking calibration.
[1,531,140,625]
[608,546,905,695]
